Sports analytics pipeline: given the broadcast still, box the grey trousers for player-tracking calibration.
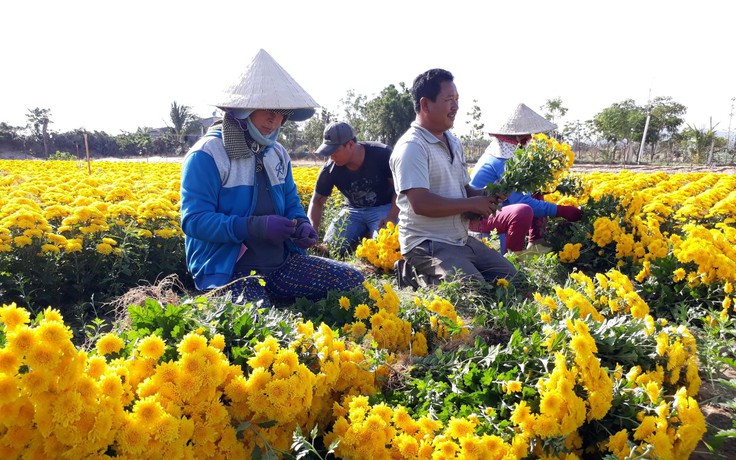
[403,237,517,286]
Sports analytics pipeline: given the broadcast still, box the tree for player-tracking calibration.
[592,100,646,163]
[301,109,333,154]
[338,90,368,137]
[116,128,153,156]
[52,129,87,157]
[278,121,302,155]
[26,107,52,157]
[169,101,196,154]
[0,122,23,151]
[681,121,726,165]
[643,96,687,161]
[542,97,568,128]
[562,119,596,159]
[86,131,121,157]
[460,100,489,162]
[362,83,414,147]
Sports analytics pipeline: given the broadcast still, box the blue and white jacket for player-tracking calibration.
[180,125,308,290]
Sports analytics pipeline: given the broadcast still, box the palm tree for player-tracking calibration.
[683,120,720,165]
[169,102,195,154]
[542,98,568,129]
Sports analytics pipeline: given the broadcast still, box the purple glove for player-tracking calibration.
[293,220,319,249]
[249,215,296,244]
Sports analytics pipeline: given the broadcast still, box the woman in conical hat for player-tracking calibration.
[180,49,364,306]
[468,103,583,258]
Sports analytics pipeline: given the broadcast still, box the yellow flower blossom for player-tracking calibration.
[96,333,125,356]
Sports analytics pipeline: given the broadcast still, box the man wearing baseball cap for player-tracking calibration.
[308,121,398,255]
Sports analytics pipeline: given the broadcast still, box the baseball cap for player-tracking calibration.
[316,121,355,156]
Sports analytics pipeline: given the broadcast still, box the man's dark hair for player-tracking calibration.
[410,68,454,113]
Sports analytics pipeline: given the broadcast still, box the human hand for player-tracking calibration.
[489,193,509,204]
[264,215,297,243]
[466,195,499,217]
[555,205,583,222]
[378,213,398,230]
[293,220,318,249]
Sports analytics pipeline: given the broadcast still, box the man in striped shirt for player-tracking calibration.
[390,68,516,287]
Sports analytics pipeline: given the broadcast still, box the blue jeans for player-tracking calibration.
[324,203,394,253]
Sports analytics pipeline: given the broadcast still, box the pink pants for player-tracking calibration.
[469,203,533,253]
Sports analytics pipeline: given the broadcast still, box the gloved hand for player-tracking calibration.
[293,220,319,249]
[249,215,296,244]
[555,205,583,222]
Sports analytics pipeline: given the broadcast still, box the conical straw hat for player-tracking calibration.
[214,49,319,121]
[488,103,557,135]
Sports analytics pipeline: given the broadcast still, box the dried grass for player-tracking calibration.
[108,274,188,329]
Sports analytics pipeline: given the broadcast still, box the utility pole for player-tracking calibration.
[637,89,652,165]
[727,97,735,155]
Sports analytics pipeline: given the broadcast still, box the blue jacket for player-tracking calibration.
[469,151,558,218]
[180,126,308,290]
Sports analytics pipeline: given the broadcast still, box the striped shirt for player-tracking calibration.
[390,122,471,253]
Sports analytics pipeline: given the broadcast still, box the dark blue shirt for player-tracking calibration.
[314,141,394,208]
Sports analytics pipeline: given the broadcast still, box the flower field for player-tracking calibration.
[0,157,735,459]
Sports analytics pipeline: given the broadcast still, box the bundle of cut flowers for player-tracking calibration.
[355,221,402,271]
[484,133,576,196]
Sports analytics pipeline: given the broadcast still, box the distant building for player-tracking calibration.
[149,116,220,142]
[185,116,219,143]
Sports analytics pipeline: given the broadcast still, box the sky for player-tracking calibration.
[2,0,734,138]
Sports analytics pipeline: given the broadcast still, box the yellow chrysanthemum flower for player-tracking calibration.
[96,242,114,254]
[504,380,523,394]
[353,303,371,320]
[0,303,31,331]
[177,332,207,354]
[138,335,166,360]
[96,333,125,356]
[0,349,21,375]
[36,320,73,347]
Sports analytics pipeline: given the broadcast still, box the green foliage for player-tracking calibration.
[0,220,188,316]
[360,83,414,147]
[483,135,572,197]
[169,101,198,154]
[47,150,77,161]
[291,424,339,460]
[194,295,303,367]
[118,295,305,367]
[461,100,490,162]
[116,128,153,156]
[680,122,727,164]
[300,109,332,153]
[593,99,645,145]
[546,193,623,274]
[554,173,585,196]
[292,285,369,329]
[541,97,567,127]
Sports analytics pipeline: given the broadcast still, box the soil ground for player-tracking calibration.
[692,367,736,459]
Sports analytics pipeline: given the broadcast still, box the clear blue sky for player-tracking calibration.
[2,0,734,137]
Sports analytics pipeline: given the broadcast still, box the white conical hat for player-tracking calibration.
[214,49,319,121]
[489,103,557,135]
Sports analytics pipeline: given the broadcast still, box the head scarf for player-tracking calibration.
[487,135,530,160]
[221,111,282,160]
